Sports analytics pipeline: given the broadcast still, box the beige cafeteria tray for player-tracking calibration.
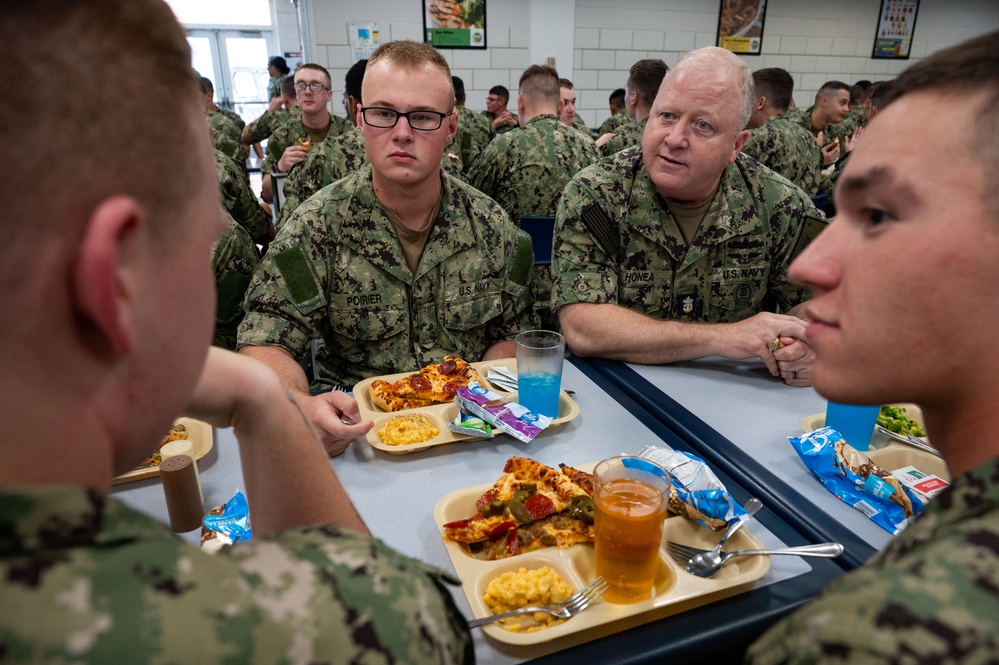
[356,358,580,455]
[111,417,213,485]
[433,461,770,645]
[802,403,950,480]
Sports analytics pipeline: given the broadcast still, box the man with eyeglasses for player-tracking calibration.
[239,40,538,457]
[484,84,518,134]
[259,63,351,202]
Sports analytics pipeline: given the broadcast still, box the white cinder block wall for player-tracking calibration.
[288,0,998,127]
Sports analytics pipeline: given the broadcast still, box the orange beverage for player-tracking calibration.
[593,458,670,604]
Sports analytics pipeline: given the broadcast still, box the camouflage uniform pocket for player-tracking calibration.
[443,289,504,332]
[328,295,409,342]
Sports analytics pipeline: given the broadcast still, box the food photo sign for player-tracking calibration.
[717,0,767,55]
[872,0,919,59]
[423,0,486,49]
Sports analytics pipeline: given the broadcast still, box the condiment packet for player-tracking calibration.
[447,407,496,439]
[789,427,926,535]
[455,383,551,443]
[200,489,252,553]
[891,465,950,503]
[638,444,747,530]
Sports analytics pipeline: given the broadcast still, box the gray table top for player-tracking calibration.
[625,358,893,551]
[111,358,814,664]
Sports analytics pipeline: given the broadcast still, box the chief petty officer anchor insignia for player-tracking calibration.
[682,295,694,314]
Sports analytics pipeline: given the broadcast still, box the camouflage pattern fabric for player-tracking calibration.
[571,113,596,138]
[216,107,245,131]
[743,113,823,197]
[278,128,464,230]
[467,114,599,325]
[456,105,490,173]
[746,457,999,665]
[551,146,821,322]
[598,110,633,136]
[261,113,352,175]
[467,114,599,222]
[600,117,647,157]
[215,149,271,241]
[267,73,286,100]
[0,486,473,664]
[213,214,260,350]
[483,110,518,134]
[208,110,245,166]
[238,165,538,390]
[245,107,298,145]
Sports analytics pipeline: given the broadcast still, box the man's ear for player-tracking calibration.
[731,129,750,161]
[756,95,767,111]
[73,196,143,357]
[517,94,527,120]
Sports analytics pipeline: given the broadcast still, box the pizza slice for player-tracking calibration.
[442,457,596,560]
[369,355,483,412]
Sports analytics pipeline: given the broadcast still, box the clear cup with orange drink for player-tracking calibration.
[593,456,671,603]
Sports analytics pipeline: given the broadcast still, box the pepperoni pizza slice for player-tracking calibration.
[369,356,483,412]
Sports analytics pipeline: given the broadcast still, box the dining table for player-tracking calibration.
[587,356,900,570]
[111,355,848,665]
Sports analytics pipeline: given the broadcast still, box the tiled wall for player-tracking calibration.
[299,0,998,127]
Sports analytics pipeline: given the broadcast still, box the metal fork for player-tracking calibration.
[666,540,843,567]
[467,577,609,628]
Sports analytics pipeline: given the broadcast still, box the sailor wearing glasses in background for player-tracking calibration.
[259,63,352,202]
[238,40,538,457]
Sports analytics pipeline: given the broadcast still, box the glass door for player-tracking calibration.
[188,29,274,125]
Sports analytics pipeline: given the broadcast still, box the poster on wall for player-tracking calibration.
[423,0,486,49]
[872,0,919,59]
[350,22,380,62]
[716,0,767,55]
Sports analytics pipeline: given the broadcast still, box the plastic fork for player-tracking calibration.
[467,577,609,628]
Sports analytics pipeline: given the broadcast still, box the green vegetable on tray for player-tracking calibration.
[877,405,926,437]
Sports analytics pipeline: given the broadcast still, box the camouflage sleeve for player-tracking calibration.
[747,462,999,664]
[757,170,824,312]
[245,109,280,144]
[276,143,334,229]
[222,525,473,664]
[466,136,503,199]
[550,164,621,312]
[218,157,270,241]
[237,200,332,359]
[261,122,301,174]
[212,215,259,350]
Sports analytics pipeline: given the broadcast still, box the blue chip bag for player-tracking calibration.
[201,489,252,552]
[789,427,925,535]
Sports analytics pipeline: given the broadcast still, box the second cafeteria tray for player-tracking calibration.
[433,461,770,646]
[356,358,580,455]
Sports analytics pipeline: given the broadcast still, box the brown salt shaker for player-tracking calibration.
[160,455,205,532]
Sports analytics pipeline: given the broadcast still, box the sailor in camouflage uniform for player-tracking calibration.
[741,68,823,197]
[553,47,822,385]
[469,66,599,328]
[599,59,668,157]
[597,88,629,135]
[469,65,599,222]
[747,32,999,664]
[0,3,474,663]
[242,76,300,146]
[212,214,260,350]
[483,85,518,134]
[260,64,351,202]
[215,148,273,243]
[453,76,491,171]
[239,40,537,450]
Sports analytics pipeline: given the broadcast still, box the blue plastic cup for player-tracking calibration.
[825,402,880,451]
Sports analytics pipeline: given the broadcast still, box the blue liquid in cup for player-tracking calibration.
[825,402,880,451]
[518,372,561,418]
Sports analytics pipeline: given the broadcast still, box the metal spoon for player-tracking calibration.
[711,497,763,558]
[686,542,844,577]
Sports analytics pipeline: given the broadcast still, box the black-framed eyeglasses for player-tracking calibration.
[294,81,329,92]
[360,106,449,131]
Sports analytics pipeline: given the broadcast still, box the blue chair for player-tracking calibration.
[519,215,555,265]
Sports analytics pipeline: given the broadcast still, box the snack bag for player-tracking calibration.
[201,489,252,553]
[447,407,496,439]
[455,383,551,443]
[789,427,927,535]
[638,444,747,531]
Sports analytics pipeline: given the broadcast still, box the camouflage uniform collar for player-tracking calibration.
[524,113,560,127]
[0,486,171,555]
[340,169,479,283]
[630,153,762,263]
